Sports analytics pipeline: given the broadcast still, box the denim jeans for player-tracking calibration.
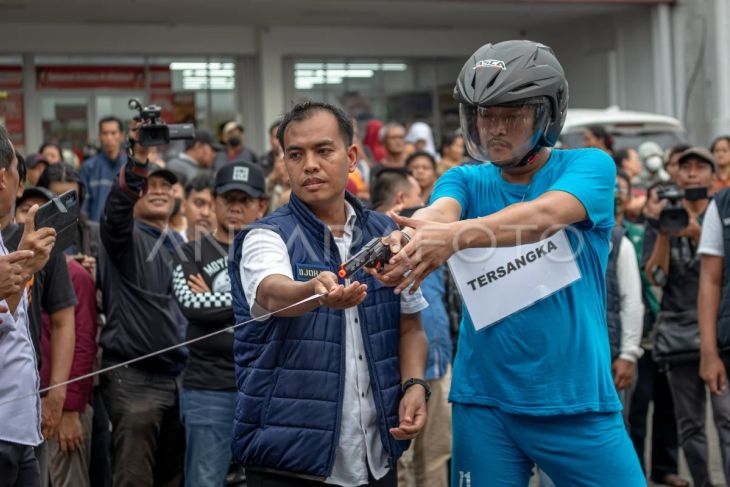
[0,441,39,487]
[179,387,236,487]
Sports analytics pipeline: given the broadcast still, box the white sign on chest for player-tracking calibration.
[447,229,581,331]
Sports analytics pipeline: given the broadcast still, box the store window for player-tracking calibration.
[285,57,463,146]
[32,56,239,156]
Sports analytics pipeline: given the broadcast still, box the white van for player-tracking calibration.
[559,106,687,150]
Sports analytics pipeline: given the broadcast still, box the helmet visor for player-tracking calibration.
[460,97,551,164]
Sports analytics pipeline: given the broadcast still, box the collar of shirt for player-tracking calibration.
[337,201,358,245]
[178,152,201,167]
[101,150,126,167]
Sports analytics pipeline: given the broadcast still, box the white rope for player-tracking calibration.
[0,292,327,407]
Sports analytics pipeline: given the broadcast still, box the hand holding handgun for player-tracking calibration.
[338,237,391,279]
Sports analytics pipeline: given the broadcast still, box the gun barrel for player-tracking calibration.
[339,237,386,279]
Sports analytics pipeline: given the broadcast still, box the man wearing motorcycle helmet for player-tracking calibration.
[372,40,644,486]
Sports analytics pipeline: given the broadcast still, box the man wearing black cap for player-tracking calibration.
[98,120,187,487]
[166,129,222,182]
[171,161,267,487]
[644,147,730,487]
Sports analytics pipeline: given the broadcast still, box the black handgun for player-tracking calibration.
[338,237,391,279]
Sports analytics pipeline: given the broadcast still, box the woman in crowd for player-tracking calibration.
[711,135,730,193]
[437,131,465,175]
[583,124,615,155]
[406,150,439,203]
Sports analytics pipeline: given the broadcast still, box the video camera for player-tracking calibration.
[656,185,708,232]
[128,98,195,147]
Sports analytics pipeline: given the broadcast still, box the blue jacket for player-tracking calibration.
[80,151,127,222]
[420,267,452,380]
[229,192,407,480]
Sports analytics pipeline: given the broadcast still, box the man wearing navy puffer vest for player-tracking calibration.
[229,101,430,487]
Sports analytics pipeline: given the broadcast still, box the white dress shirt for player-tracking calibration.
[0,233,43,446]
[240,201,427,486]
[615,236,644,362]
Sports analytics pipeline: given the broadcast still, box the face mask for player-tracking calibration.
[227,135,242,148]
[646,155,664,173]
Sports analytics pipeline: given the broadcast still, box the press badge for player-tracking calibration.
[294,263,330,282]
[447,230,582,331]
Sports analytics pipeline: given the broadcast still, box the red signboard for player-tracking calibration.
[36,65,146,90]
[0,91,25,147]
[0,66,22,90]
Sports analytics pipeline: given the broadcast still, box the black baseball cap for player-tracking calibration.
[17,186,54,206]
[184,129,224,152]
[214,161,266,198]
[148,164,179,185]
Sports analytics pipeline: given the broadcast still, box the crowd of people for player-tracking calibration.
[2,38,730,487]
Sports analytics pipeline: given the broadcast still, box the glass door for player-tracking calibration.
[40,94,90,153]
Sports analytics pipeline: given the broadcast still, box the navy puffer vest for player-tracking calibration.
[710,189,730,351]
[606,226,625,361]
[228,192,407,479]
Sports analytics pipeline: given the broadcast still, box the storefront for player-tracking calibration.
[0,55,239,157]
[5,0,718,156]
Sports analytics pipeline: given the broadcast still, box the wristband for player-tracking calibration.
[401,377,431,402]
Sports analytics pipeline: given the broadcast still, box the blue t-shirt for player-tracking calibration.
[431,148,620,415]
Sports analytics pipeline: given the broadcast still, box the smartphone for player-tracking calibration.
[34,189,79,256]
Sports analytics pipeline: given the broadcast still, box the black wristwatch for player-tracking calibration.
[401,378,431,402]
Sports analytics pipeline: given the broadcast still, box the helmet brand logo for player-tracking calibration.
[474,59,506,71]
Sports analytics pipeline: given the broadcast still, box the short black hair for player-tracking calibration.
[276,101,353,150]
[98,115,124,133]
[405,150,437,170]
[269,119,282,135]
[613,148,631,170]
[37,162,85,204]
[667,143,691,163]
[586,124,614,152]
[185,174,214,199]
[39,142,62,156]
[0,125,14,170]
[439,131,461,156]
[616,169,632,194]
[370,167,412,211]
[16,151,25,185]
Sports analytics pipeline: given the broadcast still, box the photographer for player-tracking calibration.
[98,117,186,487]
[643,147,730,487]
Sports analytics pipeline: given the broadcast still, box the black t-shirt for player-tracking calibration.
[172,235,235,391]
[642,224,700,313]
[1,224,78,366]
